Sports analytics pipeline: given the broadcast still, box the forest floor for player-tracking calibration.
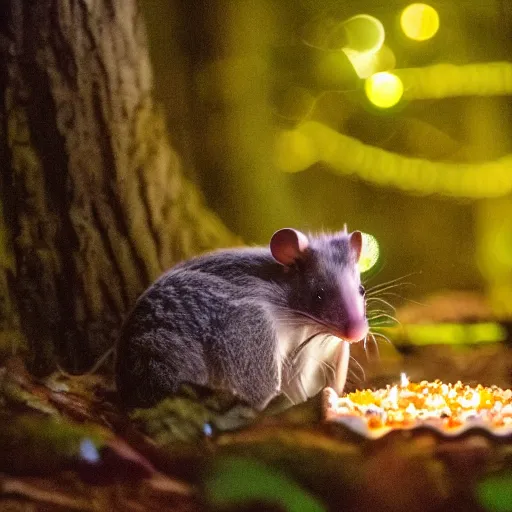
[1,291,512,512]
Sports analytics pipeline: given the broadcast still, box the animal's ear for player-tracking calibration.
[349,231,363,262]
[270,228,309,266]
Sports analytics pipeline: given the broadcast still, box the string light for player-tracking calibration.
[274,121,512,199]
[275,60,512,199]
[395,62,512,100]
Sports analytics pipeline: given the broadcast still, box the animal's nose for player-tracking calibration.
[341,319,368,343]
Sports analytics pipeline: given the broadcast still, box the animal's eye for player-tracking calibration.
[315,288,325,302]
[359,285,366,297]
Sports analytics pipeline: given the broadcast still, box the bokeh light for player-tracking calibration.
[345,44,396,79]
[364,72,404,108]
[402,323,506,345]
[400,3,440,41]
[343,14,385,54]
[359,232,380,273]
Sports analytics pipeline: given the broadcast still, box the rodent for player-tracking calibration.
[115,228,368,410]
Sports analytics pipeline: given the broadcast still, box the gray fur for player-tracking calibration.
[116,230,367,410]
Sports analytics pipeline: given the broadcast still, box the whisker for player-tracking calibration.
[284,362,308,402]
[284,359,304,389]
[371,331,393,345]
[271,315,314,327]
[361,261,389,285]
[319,333,336,347]
[365,272,420,293]
[366,297,397,312]
[349,356,366,381]
[375,292,427,307]
[367,312,399,321]
[290,330,326,363]
[367,286,413,296]
[290,309,346,335]
[365,332,380,361]
[346,368,364,385]
[56,346,115,377]
[321,358,336,376]
[367,308,394,315]
[285,332,329,389]
[297,374,309,402]
[368,320,398,329]
[368,313,400,327]
[366,283,413,298]
[310,355,337,386]
[280,388,294,405]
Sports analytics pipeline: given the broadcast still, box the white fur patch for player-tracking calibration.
[276,322,348,404]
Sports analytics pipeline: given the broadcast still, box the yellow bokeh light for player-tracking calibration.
[364,72,404,108]
[400,3,440,41]
[359,232,380,273]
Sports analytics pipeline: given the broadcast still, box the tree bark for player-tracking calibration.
[0,0,239,375]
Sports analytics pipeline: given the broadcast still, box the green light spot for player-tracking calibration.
[203,456,326,512]
[404,322,506,346]
[477,473,512,512]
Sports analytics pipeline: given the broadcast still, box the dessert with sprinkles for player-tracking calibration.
[324,373,512,438]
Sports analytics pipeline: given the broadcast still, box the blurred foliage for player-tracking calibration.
[203,455,326,512]
[476,471,512,512]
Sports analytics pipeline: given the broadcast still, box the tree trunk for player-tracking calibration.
[0,0,239,376]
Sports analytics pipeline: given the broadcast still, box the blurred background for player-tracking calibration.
[140,0,512,351]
